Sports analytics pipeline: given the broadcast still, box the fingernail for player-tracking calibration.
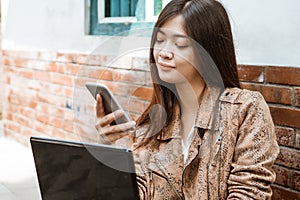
[130,121,136,126]
[116,109,124,115]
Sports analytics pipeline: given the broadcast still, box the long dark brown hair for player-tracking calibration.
[136,0,240,147]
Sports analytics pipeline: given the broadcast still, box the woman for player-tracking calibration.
[95,0,279,199]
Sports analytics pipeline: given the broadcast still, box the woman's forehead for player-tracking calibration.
[158,15,187,37]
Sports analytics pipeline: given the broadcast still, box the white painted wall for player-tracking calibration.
[1,0,300,67]
[1,0,108,53]
[220,0,300,67]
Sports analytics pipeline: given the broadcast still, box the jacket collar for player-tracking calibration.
[159,103,181,141]
[195,87,243,130]
[159,87,243,140]
[194,87,221,130]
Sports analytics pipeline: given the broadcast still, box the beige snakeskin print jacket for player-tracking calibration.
[116,87,279,200]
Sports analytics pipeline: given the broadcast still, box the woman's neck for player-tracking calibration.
[176,82,206,142]
[176,82,205,114]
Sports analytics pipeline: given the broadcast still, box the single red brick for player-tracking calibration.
[275,126,295,147]
[20,70,34,79]
[36,113,50,124]
[104,81,128,96]
[113,69,146,85]
[294,88,300,107]
[290,170,300,191]
[87,67,113,80]
[296,130,300,149]
[56,52,74,63]
[29,101,38,109]
[271,184,300,200]
[42,82,62,96]
[241,83,292,105]
[129,86,153,101]
[47,62,59,72]
[35,71,51,82]
[3,58,12,66]
[34,121,51,134]
[72,53,89,64]
[65,63,81,76]
[237,65,265,83]
[51,73,73,86]
[74,54,111,66]
[13,58,28,67]
[53,63,66,73]
[270,106,300,129]
[38,51,57,61]
[73,77,95,88]
[266,66,300,86]
[63,87,74,98]
[50,117,74,133]
[273,165,289,186]
[275,146,300,169]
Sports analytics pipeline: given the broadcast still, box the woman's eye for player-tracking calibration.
[175,43,189,49]
[156,38,164,43]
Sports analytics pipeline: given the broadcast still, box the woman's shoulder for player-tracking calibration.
[219,87,266,105]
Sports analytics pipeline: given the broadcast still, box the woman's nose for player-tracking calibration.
[159,48,173,59]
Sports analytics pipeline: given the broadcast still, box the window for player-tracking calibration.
[104,0,138,18]
[89,0,171,35]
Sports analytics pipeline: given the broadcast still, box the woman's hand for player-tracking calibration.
[95,94,136,144]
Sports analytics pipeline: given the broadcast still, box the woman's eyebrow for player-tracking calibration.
[158,29,187,39]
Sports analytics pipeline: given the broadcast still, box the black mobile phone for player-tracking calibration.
[85,82,131,125]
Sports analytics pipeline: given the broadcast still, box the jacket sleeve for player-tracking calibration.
[227,92,280,200]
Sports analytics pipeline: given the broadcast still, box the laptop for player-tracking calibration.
[30,136,140,200]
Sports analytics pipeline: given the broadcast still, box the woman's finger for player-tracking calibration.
[96,109,125,128]
[97,121,135,144]
[97,131,129,144]
[99,121,136,135]
[96,94,105,118]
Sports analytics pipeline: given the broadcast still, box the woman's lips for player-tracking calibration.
[157,61,175,71]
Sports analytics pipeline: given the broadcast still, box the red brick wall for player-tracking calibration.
[1,50,299,199]
[1,50,151,144]
[238,65,300,199]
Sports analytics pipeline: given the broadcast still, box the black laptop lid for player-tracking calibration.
[30,137,140,200]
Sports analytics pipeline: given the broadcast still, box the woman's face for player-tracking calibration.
[153,15,203,86]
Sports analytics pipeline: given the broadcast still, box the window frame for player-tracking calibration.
[89,0,159,36]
